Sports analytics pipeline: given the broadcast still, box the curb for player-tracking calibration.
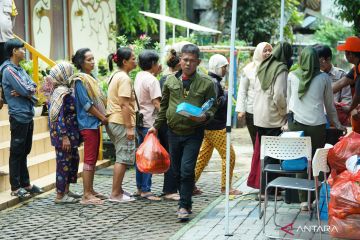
[169,174,248,240]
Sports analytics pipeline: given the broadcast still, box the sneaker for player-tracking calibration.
[177,208,190,220]
[25,185,44,194]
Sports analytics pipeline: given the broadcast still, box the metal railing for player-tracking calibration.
[14,34,56,85]
[12,35,104,160]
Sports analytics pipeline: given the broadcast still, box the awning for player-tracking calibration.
[139,11,221,34]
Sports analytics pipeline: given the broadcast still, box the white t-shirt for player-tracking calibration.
[134,71,162,128]
[0,0,14,43]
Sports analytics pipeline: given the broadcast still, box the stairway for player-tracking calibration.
[0,104,111,210]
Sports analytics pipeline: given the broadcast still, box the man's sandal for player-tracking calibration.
[11,188,29,199]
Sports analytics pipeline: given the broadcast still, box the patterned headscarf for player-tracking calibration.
[49,62,74,122]
[69,73,107,116]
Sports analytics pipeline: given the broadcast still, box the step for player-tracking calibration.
[0,132,52,167]
[0,104,9,121]
[0,159,111,210]
[0,116,49,142]
[0,147,84,192]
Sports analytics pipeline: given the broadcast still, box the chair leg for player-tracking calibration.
[259,167,263,219]
[273,187,281,227]
[263,185,269,234]
[315,188,322,239]
[324,174,329,210]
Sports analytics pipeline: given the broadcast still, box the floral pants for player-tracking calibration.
[55,148,80,193]
[195,129,236,189]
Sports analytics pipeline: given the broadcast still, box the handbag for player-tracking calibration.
[134,91,144,128]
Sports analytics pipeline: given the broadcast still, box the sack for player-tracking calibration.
[280,157,307,171]
[328,170,360,219]
[136,111,144,128]
[329,214,360,239]
[328,132,360,176]
[136,132,170,174]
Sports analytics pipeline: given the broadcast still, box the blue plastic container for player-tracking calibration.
[176,98,214,117]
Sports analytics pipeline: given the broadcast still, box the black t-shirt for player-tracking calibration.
[348,64,360,95]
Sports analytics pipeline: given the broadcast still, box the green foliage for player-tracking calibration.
[334,0,360,36]
[211,0,302,45]
[314,20,353,64]
[115,0,184,38]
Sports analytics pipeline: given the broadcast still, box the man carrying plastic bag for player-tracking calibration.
[149,44,217,221]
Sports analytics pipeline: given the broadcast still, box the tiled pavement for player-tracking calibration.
[0,167,237,240]
[0,128,342,239]
[171,175,334,240]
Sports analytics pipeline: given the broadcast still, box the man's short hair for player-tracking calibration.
[181,44,200,59]
[138,50,159,71]
[4,38,24,58]
[313,44,332,60]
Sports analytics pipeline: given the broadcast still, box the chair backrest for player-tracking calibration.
[312,148,330,177]
[260,136,312,162]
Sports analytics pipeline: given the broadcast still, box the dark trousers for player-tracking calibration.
[0,42,6,66]
[168,129,204,209]
[257,126,282,194]
[158,125,177,194]
[288,121,326,202]
[9,117,33,191]
[245,112,257,148]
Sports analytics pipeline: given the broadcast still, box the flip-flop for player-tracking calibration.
[141,193,161,201]
[80,198,104,205]
[10,188,29,199]
[192,187,202,196]
[94,193,108,200]
[55,195,79,204]
[163,193,180,201]
[108,194,135,203]
[226,189,243,196]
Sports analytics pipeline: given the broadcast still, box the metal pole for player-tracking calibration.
[160,0,166,61]
[24,0,30,61]
[187,28,189,38]
[280,0,285,42]
[172,24,175,44]
[225,0,237,236]
[63,0,68,59]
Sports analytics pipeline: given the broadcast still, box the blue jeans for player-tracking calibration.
[136,127,152,192]
[168,128,204,209]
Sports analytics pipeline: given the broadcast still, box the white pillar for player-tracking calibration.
[172,24,176,44]
[160,0,166,61]
[280,0,285,42]
[225,0,238,236]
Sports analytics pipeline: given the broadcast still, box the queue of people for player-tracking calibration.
[0,34,359,222]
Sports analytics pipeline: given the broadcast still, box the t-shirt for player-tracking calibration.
[134,71,162,128]
[0,0,15,43]
[106,70,136,126]
[347,64,360,96]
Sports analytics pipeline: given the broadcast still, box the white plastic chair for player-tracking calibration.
[259,136,312,218]
[262,147,331,239]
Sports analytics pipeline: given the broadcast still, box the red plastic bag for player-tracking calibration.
[328,170,360,219]
[328,214,360,239]
[328,132,360,175]
[335,102,350,126]
[136,133,170,174]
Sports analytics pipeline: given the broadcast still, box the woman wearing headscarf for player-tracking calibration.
[71,48,108,205]
[287,46,344,210]
[248,42,292,199]
[194,54,242,196]
[236,42,272,147]
[47,62,81,204]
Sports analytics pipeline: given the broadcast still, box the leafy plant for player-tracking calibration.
[334,0,360,36]
[314,20,353,64]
